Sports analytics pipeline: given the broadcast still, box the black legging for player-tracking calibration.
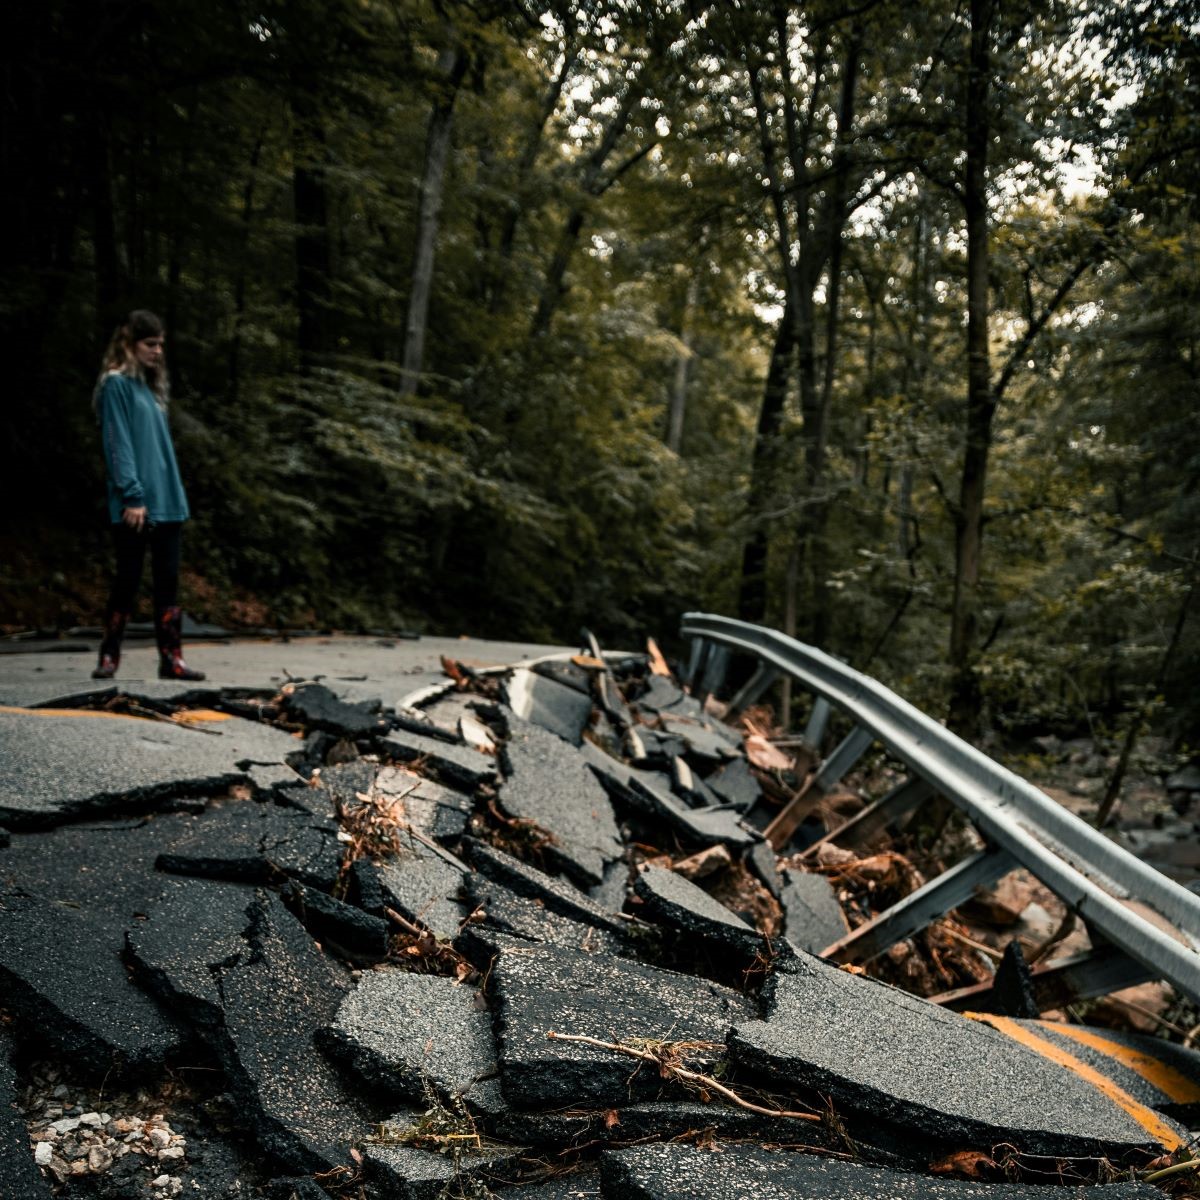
[105,521,182,615]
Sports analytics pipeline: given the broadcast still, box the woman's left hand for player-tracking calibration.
[122,506,148,531]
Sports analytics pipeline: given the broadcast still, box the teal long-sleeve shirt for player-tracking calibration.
[97,372,190,525]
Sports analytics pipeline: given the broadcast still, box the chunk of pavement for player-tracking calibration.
[0,706,295,829]
[214,893,371,1173]
[1022,1021,1200,1122]
[658,715,742,764]
[1,1030,55,1198]
[280,682,386,739]
[282,881,390,960]
[987,940,1040,1018]
[375,835,468,941]
[358,765,473,841]
[626,726,687,768]
[496,712,623,887]
[364,1116,527,1200]
[633,865,765,958]
[502,667,594,746]
[379,727,497,791]
[633,675,690,715]
[126,877,256,1029]
[461,839,626,935]
[155,798,342,890]
[747,840,782,898]
[600,1141,1164,1200]
[779,868,848,954]
[0,891,188,1078]
[460,873,626,957]
[705,757,763,811]
[588,856,629,913]
[491,942,754,1109]
[318,968,503,1114]
[581,742,756,849]
[727,953,1181,1158]
[531,658,593,694]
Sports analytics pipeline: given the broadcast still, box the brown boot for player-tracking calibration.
[155,605,206,681]
[92,610,129,679]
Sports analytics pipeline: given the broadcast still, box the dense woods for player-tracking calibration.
[2,0,1196,743]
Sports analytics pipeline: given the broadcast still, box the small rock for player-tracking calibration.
[52,1084,69,1099]
[88,1144,114,1172]
[79,1112,103,1127]
[34,1141,53,1166]
[69,1159,89,1175]
[158,1145,185,1160]
[49,1117,81,1135]
[151,1174,170,1187]
[148,1127,172,1149]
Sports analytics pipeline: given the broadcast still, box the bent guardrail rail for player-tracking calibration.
[680,611,1200,1005]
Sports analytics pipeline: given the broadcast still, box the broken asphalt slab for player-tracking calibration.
[378,726,497,792]
[727,953,1186,1159]
[502,666,595,746]
[633,865,767,960]
[600,1142,1164,1200]
[779,868,849,954]
[495,710,623,887]
[460,872,627,958]
[318,967,504,1114]
[154,797,343,890]
[0,706,297,829]
[315,761,473,842]
[279,681,386,739]
[1,1031,55,1198]
[490,941,753,1109]
[373,836,469,941]
[461,840,627,936]
[211,893,373,1173]
[0,891,190,1079]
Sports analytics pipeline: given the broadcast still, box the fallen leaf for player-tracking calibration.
[603,1109,621,1129]
[929,1150,996,1178]
[645,638,671,677]
[349,1147,363,1165]
[744,734,792,772]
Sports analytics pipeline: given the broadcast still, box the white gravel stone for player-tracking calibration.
[148,1127,172,1149]
[34,1141,53,1166]
[79,1112,103,1127]
[151,1175,170,1187]
[49,1116,81,1135]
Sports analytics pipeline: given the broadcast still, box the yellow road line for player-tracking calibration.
[1037,1022,1200,1105]
[0,705,229,725]
[966,1013,1184,1151]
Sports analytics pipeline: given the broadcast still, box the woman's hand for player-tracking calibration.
[122,506,148,531]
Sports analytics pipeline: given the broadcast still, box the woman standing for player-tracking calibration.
[92,310,205,681]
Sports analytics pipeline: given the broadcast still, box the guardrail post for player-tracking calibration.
[685,636,708,690]
[698,643,732,699]
[726,661,780,716]
[801,776,934,859]
[821,845,1017,965]
[803,695,833,747]
[765,724,876,850]
[932,945,1157,1013]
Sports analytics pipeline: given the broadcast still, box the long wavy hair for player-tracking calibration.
[93,309,170,412]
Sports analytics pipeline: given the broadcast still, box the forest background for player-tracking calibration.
[1,0,1196,752]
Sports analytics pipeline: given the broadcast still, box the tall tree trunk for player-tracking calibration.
[90,120,122,337]
[489,37,577,315]
[948,0,996,737]
[400,44,468,397]
[530,76,647,338]
[666,272,698,453]
[738,296,796,622]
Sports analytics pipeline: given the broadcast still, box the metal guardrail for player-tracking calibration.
[680,612,1200,1004]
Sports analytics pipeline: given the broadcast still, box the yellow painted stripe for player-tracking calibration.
[1037,1022,1200,1104]
[171,709,230,724]
[0,705,229,725]
[965,1013,1183,1151]
[0,705,144,721]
